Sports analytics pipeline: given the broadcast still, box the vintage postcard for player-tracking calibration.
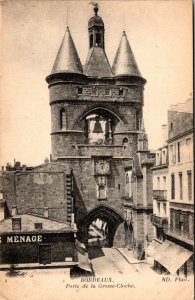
[0,0,193,300]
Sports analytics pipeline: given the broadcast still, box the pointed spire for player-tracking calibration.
[112,31,141,77]
[51,27,83,75]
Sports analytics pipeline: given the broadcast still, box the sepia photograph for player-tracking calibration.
[0,0,193,299]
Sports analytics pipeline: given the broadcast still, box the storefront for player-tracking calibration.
[0,212,78,267]
[145,238,193,275]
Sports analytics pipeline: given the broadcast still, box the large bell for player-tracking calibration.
[93,116,103,133]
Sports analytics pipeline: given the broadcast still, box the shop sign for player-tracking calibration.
[0,234,43,244]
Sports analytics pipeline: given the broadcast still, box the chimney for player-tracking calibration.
[161,125,168,144]
[0,193,5,221]
[44,207,49,218]
[12,205,18,216]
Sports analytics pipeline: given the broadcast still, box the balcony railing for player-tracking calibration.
[153,190,167,200]
[167,227,194,241]
[150,214,168,228]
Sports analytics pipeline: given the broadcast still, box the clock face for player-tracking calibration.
[95,160,110,174]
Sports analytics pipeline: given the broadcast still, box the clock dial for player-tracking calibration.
[95,160,110,174]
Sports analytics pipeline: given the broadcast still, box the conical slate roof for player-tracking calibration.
[51,27,83,74]
[84,47,113,77]
[112,31,141,77]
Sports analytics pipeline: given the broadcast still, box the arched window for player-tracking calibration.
[136,111,140,130]
[96,33,101,46]
[90,34,93,48]
[123,137,128,149]
[60,109,66,130]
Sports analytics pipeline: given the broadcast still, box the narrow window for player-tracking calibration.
[163,203,166,217]
[162,150,166,164]
[105,88,110,96]
[60,109,66,129]
[171,174,175,199]
[119,88,124,96]
[78,87,83,95]
[90,34,93,48]
[170,144,176,164]
[96,33,101,46]
[178,142,180,162]
[125,173,129,197]
[163,176,166,190]
[179,173,183,200]
[186,138,191,162]
[122,137,128,150]
[97,176,107,199]
[157,177,160,190]
[156,153,160,165]
[157,203,160,216]
[187,171,192,201]
[136,111,140,130]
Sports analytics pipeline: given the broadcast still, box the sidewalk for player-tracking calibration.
[117,248,160,276]
[117,248,146,264]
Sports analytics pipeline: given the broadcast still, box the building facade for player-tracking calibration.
[0,4,155,263]
[147,98,194,275]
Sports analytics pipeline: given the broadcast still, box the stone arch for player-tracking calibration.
[78,205,124,247]
[72,105,128,130]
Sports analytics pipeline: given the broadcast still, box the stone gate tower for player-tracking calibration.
[46,5,154,257]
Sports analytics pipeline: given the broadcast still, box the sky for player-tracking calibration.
[0,0,193,166]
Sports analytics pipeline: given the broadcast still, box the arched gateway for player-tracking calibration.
[77,205,124,248]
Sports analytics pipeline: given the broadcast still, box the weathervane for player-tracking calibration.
[89,1,99,15]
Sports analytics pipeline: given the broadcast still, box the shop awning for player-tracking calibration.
[146,239,193,274]
[145,239,163,257]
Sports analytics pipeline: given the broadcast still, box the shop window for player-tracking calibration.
[171,174,175,199]
[35,223,43,230]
